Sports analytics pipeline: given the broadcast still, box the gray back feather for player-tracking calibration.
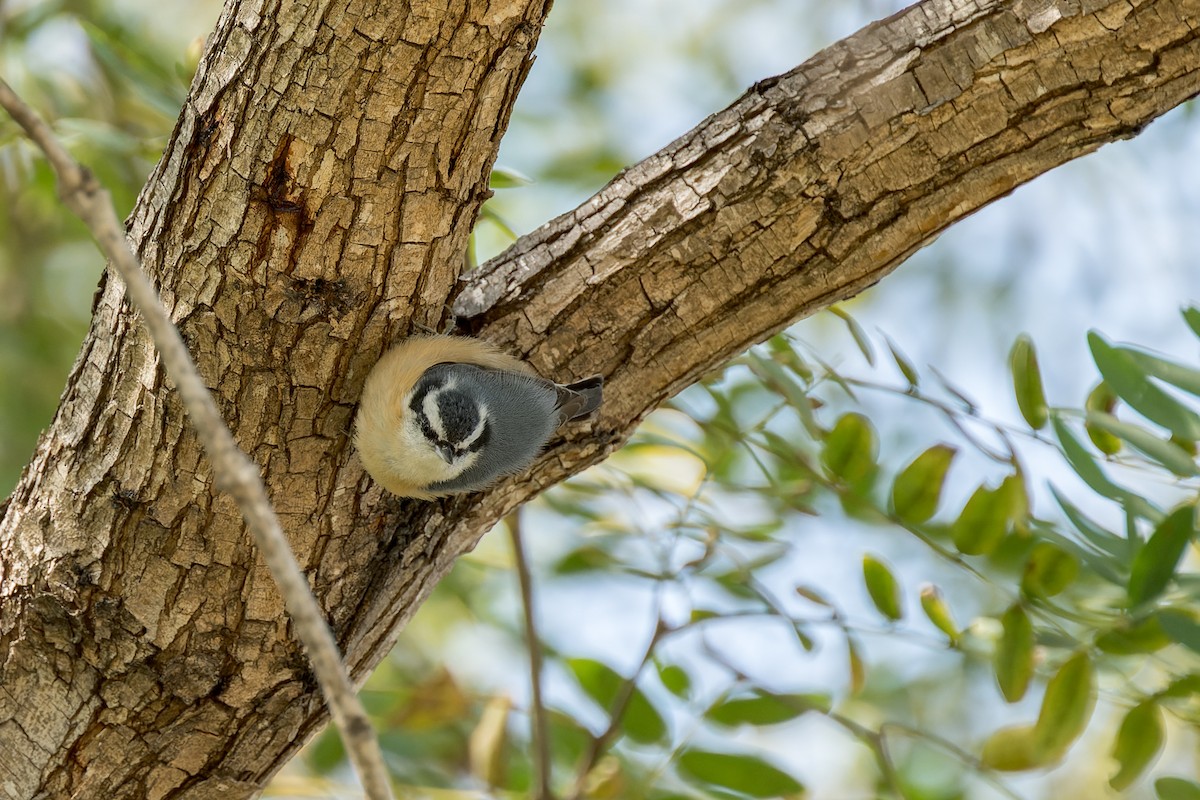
[428,365,562,493]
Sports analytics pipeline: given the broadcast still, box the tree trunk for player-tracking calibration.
[1,0,1196,797]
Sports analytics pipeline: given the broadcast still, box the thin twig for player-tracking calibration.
[699,639,910,798]
[506,509,553,800]
[567,613,668,800]
[0,78,394,800]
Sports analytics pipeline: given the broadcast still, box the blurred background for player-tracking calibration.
[3,0,1199,797]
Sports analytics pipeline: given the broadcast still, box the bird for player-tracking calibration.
[354,335,603,499]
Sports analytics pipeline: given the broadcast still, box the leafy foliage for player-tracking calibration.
[285,307,1200,798]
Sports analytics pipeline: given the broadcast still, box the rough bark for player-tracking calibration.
[1,0,1197,797]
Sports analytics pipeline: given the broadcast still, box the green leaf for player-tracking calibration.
[746,352,811,411]
[622,689,668,744]
[980,724,1044,772]
[952,478,1018,556]
[706,691,828,727]
[1010,335,1049,429]
[1095,615,1170,655]
[862,554,903,621]
[1052,416,1161,520]
[1051,487,1130,561]
[1022,542,1079,597]
[304,728,346,774]
[476,204,518,241]
[1090,332,1200,441]
[1158,777,1200,800]
[1157,608,1200,654]
[1128,506,1195,606]
[656,663,692,700]
[1159,674,1200,699]
[677,750,804,798]
[1110,701,1164,790]
[567,658,666,745]
[847,637,866,694]
[1184,306,1200,340]
[884,334,920,386]
[795,585,833,607]
[919,584,959,644]
[1052,415,1122,497]
[1121,349,1200,399]
[1086,411,1200,477]
[821,413,878,487]
[767,336,814,383]
[830,306,874,365]
[891,445,956,524]
[1085,382,1123,454]
[554,545,617,574]
[994,604,1034,703]
[489,165,533,188]
[1033,652,1095,759]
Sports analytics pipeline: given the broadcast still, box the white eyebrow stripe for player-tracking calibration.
[423,388,448,441]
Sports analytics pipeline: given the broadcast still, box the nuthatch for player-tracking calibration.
[354,335,602,499]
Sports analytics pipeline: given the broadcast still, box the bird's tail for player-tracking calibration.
[556,376,604,422]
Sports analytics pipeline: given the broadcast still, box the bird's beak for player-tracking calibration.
[436,443,456,464]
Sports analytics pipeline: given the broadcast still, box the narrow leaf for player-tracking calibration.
[1052,416,1162,521]
[1051,486,1130,560]
[980,724,1044,772]
[677,750,805,798]
[489,165,533,188]
[795,585,833,607]
[862,554,903,621]
[747,352,811,411]
[919,584,959,644]
[1053,416,1123,500]
[1094,615,1170,655]
[884,334,919,386]
[1022,542,1080,597]
[995,604,1034,703]
[892,445,956,523]
[1157,608,1200,654]
[1157,777,1200,800]
[848,638,866,693]
[1110,701,1164,790]
[1184,306,1200,340]
[1086,411,1200,477]
[1128,506,1195,606]
[1090,332,1200,441]
[1010,334,1049,429]
[706,691,828,727]
[1033,652,1095,758]
[1085,382,1122,454]
[1122,349,1200,398]
[1159,674,1200,699]
[830,306,874,365]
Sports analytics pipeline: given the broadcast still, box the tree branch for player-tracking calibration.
[456,0,1200,436]
[506,509,553,800]
[0,78,395,800]
[1,0,1198,796]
